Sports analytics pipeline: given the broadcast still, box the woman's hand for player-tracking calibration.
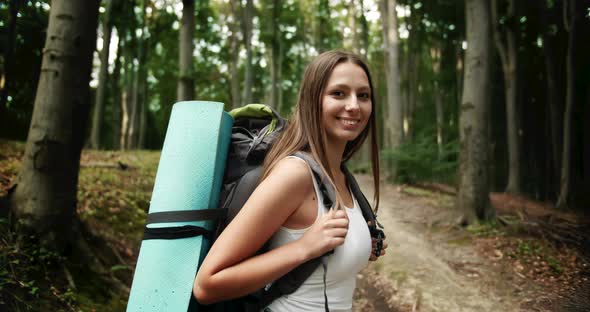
[298,208,349,260]
[369,237,388,261]
[367,221,388,261]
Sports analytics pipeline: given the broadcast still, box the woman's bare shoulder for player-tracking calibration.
[262,156,313,195]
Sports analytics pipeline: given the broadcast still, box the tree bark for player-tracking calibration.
[229,0,241,108]
[269,0,281,110]
[0,0,23,116]
[89,0,115,149]
[556,0,577,210]
[120,36,134,150]
[9,0,100,249]
[111,30,123,150]
[380,0,404,179]
[348,0,359,54]
[541,4,562,196]
[491,0,520,194]
[177,0,195,101]
[128,0,148,149]
[432,45,444,159]
[458,0,494,224]
[241,0,254,105]
[359,0,369,57]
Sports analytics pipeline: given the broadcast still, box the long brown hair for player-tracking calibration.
[261,50,380,212]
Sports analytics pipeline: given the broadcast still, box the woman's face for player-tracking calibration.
[321,62,372,146]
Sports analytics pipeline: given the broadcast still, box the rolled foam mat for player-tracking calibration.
[127,101,233,312]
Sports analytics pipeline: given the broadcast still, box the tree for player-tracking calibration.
[127,0,148,149]
[457,0,494,223]
[9,0,100,248]
[89,0,116,149]
[177,0,195,101]
[556,0,578,210]
[380,0,404,178]
[241,0,254,105]
[267,0,281,110]
[228,0,241,108]
[491,0,521,194]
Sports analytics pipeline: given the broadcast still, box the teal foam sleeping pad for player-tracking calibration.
[127,101,233,311]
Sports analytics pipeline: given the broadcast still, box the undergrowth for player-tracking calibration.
[381,129,458,185]
[0,140,160,311]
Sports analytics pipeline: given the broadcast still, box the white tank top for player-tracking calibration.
[265,157,372,312]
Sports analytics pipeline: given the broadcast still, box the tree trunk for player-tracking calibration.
[229,0,241,108]
[458,0,494,224]
[120,37,134,150]
[111,30,123,150]
[491,0,520,194]
[89,0,115,149]
[431,45,444,159]
[0,0,23,116]
[357,0,371,163]
[541,6,562,196]
[177,0,195,101]
[348,0,359,54]
[359,0,369,57]
[380,0,404,179]
[128,0,148,149]
[9,0,100,249]
[556,0,577,210]
[138,81,148,149]
[241,0,254,105]
[269,0,280,110]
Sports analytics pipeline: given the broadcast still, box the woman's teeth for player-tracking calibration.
[339,118,358,125]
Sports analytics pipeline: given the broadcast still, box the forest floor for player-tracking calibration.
[352,175,590,312]
[1,140,589,311]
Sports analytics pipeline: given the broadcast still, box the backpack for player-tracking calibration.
[205,104,385,311]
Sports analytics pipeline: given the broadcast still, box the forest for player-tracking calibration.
[0,0,589,311]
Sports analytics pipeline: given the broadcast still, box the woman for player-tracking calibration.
[194,50,387,311]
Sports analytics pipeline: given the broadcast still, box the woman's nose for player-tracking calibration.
[345,96,361,112]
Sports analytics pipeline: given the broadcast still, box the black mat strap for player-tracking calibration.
[146,208,227,225]
[142,225,211,240]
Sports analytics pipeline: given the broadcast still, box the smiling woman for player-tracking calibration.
[194,50,387,312]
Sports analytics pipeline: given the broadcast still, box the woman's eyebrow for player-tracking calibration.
[326,83,371,92]
[326,83,351,90]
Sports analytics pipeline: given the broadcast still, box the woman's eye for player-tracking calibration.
[332,91,345,97]
[359,93,370,99]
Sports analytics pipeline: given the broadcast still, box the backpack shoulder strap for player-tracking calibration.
[341,165,376,225]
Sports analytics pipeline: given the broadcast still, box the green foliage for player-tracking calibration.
[0,220,77,311]
[0,1,49,141]
[0,142,158,310]
[466,219,504,237]
[507,239,564,274]
[382,128,458,184]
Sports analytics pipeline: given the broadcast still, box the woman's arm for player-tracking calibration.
[193,158,349,304]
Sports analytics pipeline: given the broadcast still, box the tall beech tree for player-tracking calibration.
[556,0,579,210]
[89,0,116,149]
[9,0,100,248]
[457,0,494,223]
[241,0,254,105]
[381,0,403,178]
[491,0,521,194]
[177,0,195,101]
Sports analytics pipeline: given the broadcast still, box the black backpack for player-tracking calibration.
[202,104,385,311]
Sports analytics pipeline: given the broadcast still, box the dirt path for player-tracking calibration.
[352,175,536,312]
